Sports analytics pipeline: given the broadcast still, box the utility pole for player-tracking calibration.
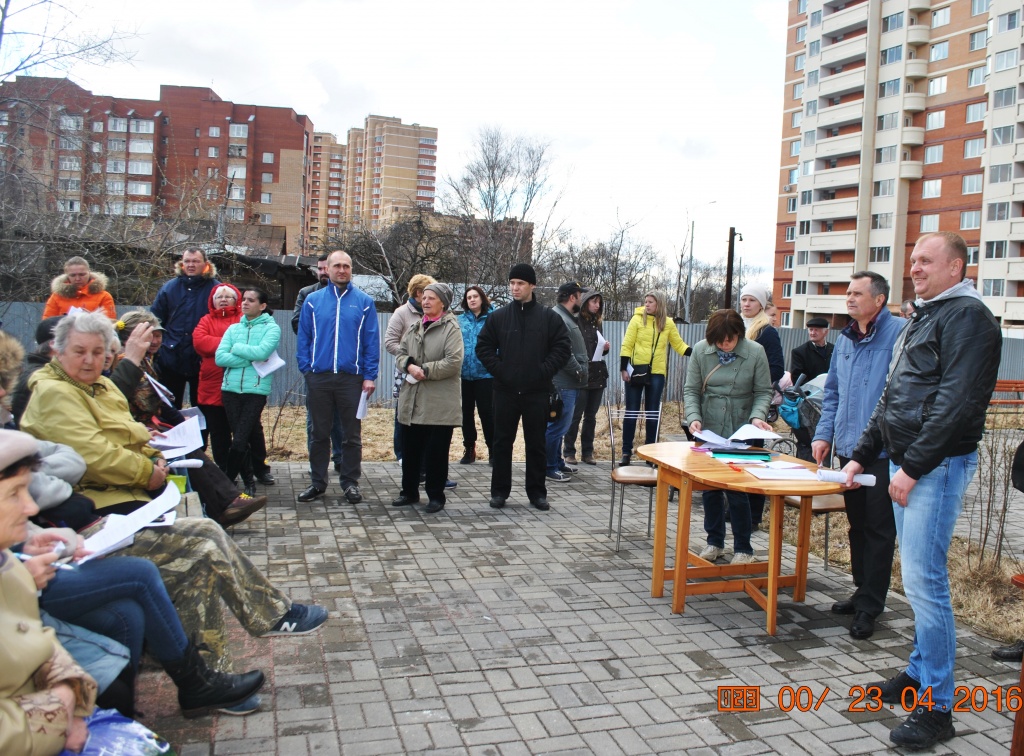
[684,220,695,322]
[725,227,742,309]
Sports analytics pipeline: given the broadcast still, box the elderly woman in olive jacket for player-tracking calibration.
[683,308,773,564]
[392,283,464,514]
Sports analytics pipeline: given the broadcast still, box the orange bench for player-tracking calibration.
[990,380,1024,408]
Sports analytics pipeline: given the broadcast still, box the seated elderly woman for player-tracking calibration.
[0,430,96,755]
[18,313,328,672]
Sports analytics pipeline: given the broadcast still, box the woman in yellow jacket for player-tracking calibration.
[618,290,691,465]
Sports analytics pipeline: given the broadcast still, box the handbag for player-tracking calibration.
[547,390,564,423]
[629,328,660,387]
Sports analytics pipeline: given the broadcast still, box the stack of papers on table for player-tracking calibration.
[694,425,781,452]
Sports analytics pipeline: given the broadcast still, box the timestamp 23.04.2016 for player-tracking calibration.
[717,685,1024,713]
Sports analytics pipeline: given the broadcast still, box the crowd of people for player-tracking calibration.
[0,231,1012,751]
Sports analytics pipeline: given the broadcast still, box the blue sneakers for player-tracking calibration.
[264,603,328,636]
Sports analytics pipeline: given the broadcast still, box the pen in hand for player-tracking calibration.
[12,552,76,570]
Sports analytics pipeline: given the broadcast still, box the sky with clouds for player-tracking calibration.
[17,0,787,280]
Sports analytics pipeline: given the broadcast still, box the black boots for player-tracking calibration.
[162,641,265,718]
[459,447,476,464]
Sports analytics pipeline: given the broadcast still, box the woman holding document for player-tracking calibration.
[683,309,773,565]
[216,288,281,491]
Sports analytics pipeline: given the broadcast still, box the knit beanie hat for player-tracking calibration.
[739,282,770,310]
[425,283,453,310]
[508,263,537,285]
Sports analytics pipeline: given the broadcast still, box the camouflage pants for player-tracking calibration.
[120,517,289,671]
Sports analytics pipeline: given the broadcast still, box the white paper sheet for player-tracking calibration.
[144,372,176,408]
[728,423,781,441]
[816,469,877,486]
[356,390,368,420]
[745,467,818,481]
[252,350,285,378]
[693,429,750,450]
[79,484,182,562]
[178,406,206,430]
[148,416,203,457]
[764,460,805,469]
[593,331,608,362]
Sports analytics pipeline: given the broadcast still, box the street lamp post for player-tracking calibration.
[724,227,743,309]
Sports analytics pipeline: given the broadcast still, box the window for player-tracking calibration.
[988,202,1010,221]
[997,11,1020,33]
[799,220,812,235]
[57,200,81,212]
[128,120,153,134]
[126,202,151,216]
[788,168,798,184]
[229,124,248,138]
[787,197,797,213]
[924,145,944,164]
[59,115,83,131]
[790,140,801,157]
[107,138,126,152]
[879,79,901,98]
[796,25,806,42]
[968,246,980,265]
[127,160,151,175]
[930,42,949,62]
[797,250,809,266]
[810,9,821,26]
[920,214,940,232]
[127,181,150,194]
[794,82,804,100]
[963,174,983,194]
[961,210,981,229]
[881,46,903,65]
[228,144,246,157]
[91,120,102,133]
[227,165,245,180]
[225,207,245,221]
[208,147,219,158]
[795,281,808,295]
[970,30,988,51]
[791,111,803,128]
[932,7,950,27]
[782,283,793,299]
[870,246,891,263]
[964,136,985,156]
[418,148,436,155]
[783,255,794,270]
[206,167,219,178]
[966,103,987,122]
[808,41,820,58]
[261,172,273,183]
[58,136,81,150]
[922,179,942,198]
[106,159,125,173]
[995,49,1019,71]
[874,179,895,197]
[228,185,244,200]
[801,190,812,205]
[926,111,946,130]
[968,66,986,87]
[992,125,1014,145]
[991,164,1012,183]
[995,87,1017,108]
[986,240,1008,258]
[260,192,272,204]
[128,139,152,153]
[804,130,816,146]
[91,142,101,153]
[801,160,814,176]
[785,226,796,242]
[875,145,897,164]
[973,0,991,15]
[805,100,817,116]
[983,279,1005,297]
[260,213,272,224]
[57,178,81,192]
[872,213,894,229]
[204,188,217,200]
[209,126,221,138]
[108,117,127,132]
[882,12,904,32]
[927,76,947,96]
[877,112,899,131]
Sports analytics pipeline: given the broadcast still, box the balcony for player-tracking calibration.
[1007,259,1024,281]
[1003,298,1024,321]
[822,3,869,37]
[818,67,866,98]
[821,35,868,69]
[817,100,865,128]
[1014,141,1024,161]
[815,132,863,158]
[812,165,861,189]
[904,59,929,79]
[807,262,856,281]
[906,26,931,46]
[903,92,927,111]
[1014,180,1024,200]
[809,232,857,250]
[902,126,925,146]
[1008,220,1024,241]
[811,197,859,220]
[908,0,931,11]
[801,295,849,314]
[900,160,923,180]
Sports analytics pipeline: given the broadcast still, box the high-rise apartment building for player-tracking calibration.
[305,115,438,247]
[775,0,1023,327]
[0,76,313,254]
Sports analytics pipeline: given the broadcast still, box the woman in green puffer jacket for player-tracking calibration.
[216,288,281,487]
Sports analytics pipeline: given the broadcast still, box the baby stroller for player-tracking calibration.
[775,373,826,461]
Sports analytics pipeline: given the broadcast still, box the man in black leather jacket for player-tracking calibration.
[476,263,571,511]
[843,231,1000,751]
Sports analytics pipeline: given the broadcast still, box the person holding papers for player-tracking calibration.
[683,309,773,565]
[215,288,281,494]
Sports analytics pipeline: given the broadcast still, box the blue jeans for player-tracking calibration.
[703,489,753,554]
[892,453,977,709]
[546,388,579,474]
[622,374,666,456]
[40,555,189,671]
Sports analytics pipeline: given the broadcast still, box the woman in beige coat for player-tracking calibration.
[392,283,464,513]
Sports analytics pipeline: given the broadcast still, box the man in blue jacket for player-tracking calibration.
[296,250,379,504]
[812,271,903,641]
[151,247,220,408]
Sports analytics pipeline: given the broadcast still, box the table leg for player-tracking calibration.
[671,478,694,614]
[794,495,812,602]
[651,473,670,598]
[766,493,785,635]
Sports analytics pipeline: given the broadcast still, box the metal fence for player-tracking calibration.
[2,301,1022,407]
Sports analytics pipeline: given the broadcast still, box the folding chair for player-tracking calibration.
[606,399,663,551]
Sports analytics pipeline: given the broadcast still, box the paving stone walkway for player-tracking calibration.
[136,454,1021,755]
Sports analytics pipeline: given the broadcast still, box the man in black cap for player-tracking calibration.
[476,263,571,511]
[789,317,834,387]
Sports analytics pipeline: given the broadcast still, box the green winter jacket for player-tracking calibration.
[683,338,772,437]
[215,312,282,397]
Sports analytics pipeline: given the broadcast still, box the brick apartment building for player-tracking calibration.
[775,0,1024,327]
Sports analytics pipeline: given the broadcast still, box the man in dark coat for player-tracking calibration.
[476,263,571,512]
[789,316,834,386]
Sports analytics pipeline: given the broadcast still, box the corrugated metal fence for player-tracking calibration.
[2,301,1022,407]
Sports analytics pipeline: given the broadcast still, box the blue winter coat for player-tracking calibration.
[459,307,493,381]
[216,312,282,397]
[151,261,221,376]
[813,308,905,459]
[296,281,379,380]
